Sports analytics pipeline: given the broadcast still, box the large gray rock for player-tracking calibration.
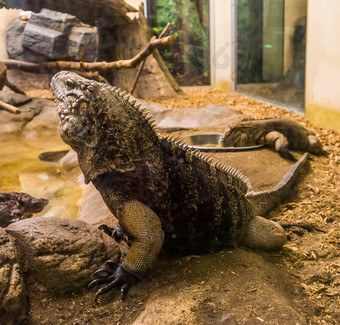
[22,23,67,60]
[29,8,79,32]
[0,228,27,325]
[7,9,98,62]
[68,26,97,61]
[22,9,79,60]
[6,217,121,294]
[6,19,46,62]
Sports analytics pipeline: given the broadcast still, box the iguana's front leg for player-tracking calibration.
[89,200,164,300]
[265,131,297,161]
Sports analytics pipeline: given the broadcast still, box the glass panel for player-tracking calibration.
[146,0,210,86]
[236,0,307,112]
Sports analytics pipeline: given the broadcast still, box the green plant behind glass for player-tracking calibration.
[153,0,210,86]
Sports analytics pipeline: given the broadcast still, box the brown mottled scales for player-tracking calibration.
[51,71,308,299]
[221,118,325,161]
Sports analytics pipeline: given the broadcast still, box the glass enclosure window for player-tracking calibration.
[146,0,210,86]
[236,0,307,112]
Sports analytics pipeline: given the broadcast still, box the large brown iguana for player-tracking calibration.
[221,118,326,161]
[51,71,308,300]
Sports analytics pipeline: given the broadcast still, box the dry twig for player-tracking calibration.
[0,100,20,114]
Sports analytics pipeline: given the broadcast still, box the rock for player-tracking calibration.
[78,182,114,226]
[6,70,52,90]
[68,26,98,61]
[22,23,68,60]
[6,19,25,58]
[0,228,27,325]
[0,192,48,228]
[0,97,43,134]
[0,63,6,90]
[39,150,69,162]
[0,90,31,106]
[29,9,79,33]
[6,217,121,294]
[7,10,97,62]
[23,98,60,133]
[6,19,46,62]
[57,148,80,172]
[21,9,79,60]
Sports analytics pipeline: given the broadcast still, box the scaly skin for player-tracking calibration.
[221,118,325,161]
[51,71,308,299]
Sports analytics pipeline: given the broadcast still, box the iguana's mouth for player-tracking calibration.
[55,96,89,130]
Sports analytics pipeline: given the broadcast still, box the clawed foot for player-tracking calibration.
[98,224,131,246]
[88,261,139,301]
[319,149,329,157]
[278,148,297,162]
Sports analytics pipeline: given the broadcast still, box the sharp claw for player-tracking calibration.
[88,279,99,290]
[93,261,118,279]
[88,274,116,290]
[89,265,139,301]
[121,283,129,300]
[93,269,112,279]
[95,290,103,303]
[98,224,114,237]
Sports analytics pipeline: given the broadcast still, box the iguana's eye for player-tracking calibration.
[65,79,75,89]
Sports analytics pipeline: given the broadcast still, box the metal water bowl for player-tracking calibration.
[180,133,264,152]
[181,133,223,146]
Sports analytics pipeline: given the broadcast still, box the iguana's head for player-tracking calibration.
[51,71,159,183]
[51,70,99,148]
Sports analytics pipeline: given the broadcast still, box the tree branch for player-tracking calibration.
[0,36,173,74]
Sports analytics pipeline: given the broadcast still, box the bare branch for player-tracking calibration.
[0,36,173,74]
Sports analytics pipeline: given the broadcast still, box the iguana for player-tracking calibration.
[51,71,308,300]
[221,118,326,161]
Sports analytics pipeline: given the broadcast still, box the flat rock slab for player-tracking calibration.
[0,90,31,106]
[6,217,122,294]
[0,96,43,134]
[6,19,46,63]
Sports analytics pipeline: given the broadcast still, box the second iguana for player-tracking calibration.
[221,118,325,161]
[51,71,308,300]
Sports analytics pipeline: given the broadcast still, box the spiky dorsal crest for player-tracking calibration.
[163,135,251,194]
[239,116,280,123]
[101,83,160,138]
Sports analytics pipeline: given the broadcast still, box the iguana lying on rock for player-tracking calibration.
[51,71,308,300]
[221,118,326,161]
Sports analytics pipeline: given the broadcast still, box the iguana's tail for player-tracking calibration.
[246,153,309,216]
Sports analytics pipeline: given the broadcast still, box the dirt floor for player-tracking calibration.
[23,87,339,324]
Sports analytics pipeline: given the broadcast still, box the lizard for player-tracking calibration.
[221,117,326,161]
[51,71,308,300]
